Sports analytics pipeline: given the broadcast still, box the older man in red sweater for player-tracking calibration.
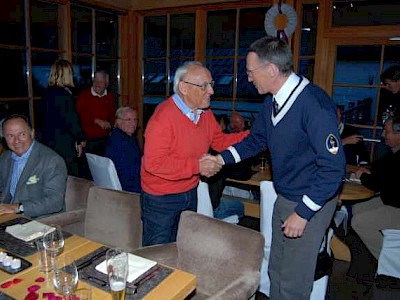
[141,61,248,246]
[76,70,116,155]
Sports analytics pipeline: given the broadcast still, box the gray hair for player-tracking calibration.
[173,61,204,94]
[94,70,109,85]
[249,36,293,76]
[115,106,135,119]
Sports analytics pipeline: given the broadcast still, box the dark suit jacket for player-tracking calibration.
[0,141,67,218]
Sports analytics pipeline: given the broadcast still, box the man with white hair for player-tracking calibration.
[105,107,141,193]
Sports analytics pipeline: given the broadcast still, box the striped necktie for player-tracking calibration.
[273,97,279,116]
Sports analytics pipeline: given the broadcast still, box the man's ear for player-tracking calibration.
[179,81,188,95]
[268,63,279,78]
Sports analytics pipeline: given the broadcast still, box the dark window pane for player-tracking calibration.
[31,51,60,97]
[96,59,119,99]
[0,49,27,97]
[144,16,167,58]
[236,58,260,99]
[334,46,381,85]
[206,59,234,98]
[333,86,377,125]
[96,11,118,57]
[170,14,195,57]
[300,4,318,56]
[238,7,270,56]
[0,1,25,45]
[144,59,166,95]
[383,45,400,72]
[1,100,29,117]
[298,59,315,81]
[206,10,236,57]
[71,6,93,54]
[332,1,400,26]
[73,55,93,93]
[30,0,59,49]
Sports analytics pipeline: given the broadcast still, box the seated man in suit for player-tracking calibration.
[105,107,141,193]
[0,114,67,218]
[352,116,400,259]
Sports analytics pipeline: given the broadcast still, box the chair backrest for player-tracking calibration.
[197,181,214,217]
[377,229,400,279]
[86,153,122,191]
[84,186,142,251]
[176,211,264,295]
[64,176,94,211]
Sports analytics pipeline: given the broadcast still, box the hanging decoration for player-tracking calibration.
[264,1,297,42]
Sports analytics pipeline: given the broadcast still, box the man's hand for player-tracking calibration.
[355,166,371,179]
[282,212,307,238]
[0,204,18,215]
[199,154,222,177]
[342,134,363,145]
[94,118,111,130]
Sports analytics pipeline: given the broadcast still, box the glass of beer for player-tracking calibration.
[106,248,128,300]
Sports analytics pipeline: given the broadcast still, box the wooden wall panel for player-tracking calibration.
[130,0,238,11]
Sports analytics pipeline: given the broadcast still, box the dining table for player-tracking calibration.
[0,214,196,300]
[225,164,376,263]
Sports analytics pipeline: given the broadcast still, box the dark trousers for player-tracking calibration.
[141,187,197,247]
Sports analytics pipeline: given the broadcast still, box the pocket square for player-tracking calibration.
[26,175,39,185]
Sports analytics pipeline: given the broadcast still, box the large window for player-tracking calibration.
[142,6,272,125]
[333,44,400,159]
[0,1,121,130]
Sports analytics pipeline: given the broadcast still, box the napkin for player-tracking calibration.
[95,253,157,283]
[5,221,54,242]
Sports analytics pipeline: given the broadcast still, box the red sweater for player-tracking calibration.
[141,97,249,195]
[76,88,116,139]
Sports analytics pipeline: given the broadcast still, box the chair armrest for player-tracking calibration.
[208,271,260,300]
[132,243,178,268]
[39,209,86,227]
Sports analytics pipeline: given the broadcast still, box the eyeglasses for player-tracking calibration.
[118,118,139,122]
[182,80,215,91]
[246,64,266,76]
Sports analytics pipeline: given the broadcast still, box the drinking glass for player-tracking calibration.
[43,224,65,268]
[106,248,128,300]
[52,255,78,299]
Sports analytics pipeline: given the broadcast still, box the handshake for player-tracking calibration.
[199,154,224,177]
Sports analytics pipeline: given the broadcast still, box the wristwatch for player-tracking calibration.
[15,204,24,214]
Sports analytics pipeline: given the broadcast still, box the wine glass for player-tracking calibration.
[106,248,128,300]
[52,255,78,299]
[43,224,65,267]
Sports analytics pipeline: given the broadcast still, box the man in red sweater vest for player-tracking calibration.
[76,70,116,155]
[141,61,248,246]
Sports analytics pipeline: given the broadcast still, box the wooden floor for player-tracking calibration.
[238,217,400,300]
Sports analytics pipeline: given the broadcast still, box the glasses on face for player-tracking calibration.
[118,118,139,122]
[246,64,266,76]
[182,80,215,91]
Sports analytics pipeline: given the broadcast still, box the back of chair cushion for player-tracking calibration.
[86,153,122,191]
[84,186,142,251]
[176,211,264,295]
[65,176,94,211]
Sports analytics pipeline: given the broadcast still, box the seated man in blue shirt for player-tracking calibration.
[105,107,141,193]
[0,114,67,218]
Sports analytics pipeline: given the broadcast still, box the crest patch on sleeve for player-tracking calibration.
[326,134,339,155]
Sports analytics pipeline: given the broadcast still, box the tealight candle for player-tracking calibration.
[3,256,12,267]
[11,258,21,269]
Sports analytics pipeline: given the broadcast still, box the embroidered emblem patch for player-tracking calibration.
[325,134,339,155]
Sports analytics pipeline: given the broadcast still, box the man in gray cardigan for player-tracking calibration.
[0,114,67,218]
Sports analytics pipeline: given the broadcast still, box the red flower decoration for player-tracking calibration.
[0,281,12,288]
[12,278,23,284]
[35,277,45,283]
[24,292,39,300]
[27,284,40,293]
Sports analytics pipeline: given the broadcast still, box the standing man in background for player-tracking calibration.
[216,36,345,299]
[77,70,116,155]
[141,61,248,247]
